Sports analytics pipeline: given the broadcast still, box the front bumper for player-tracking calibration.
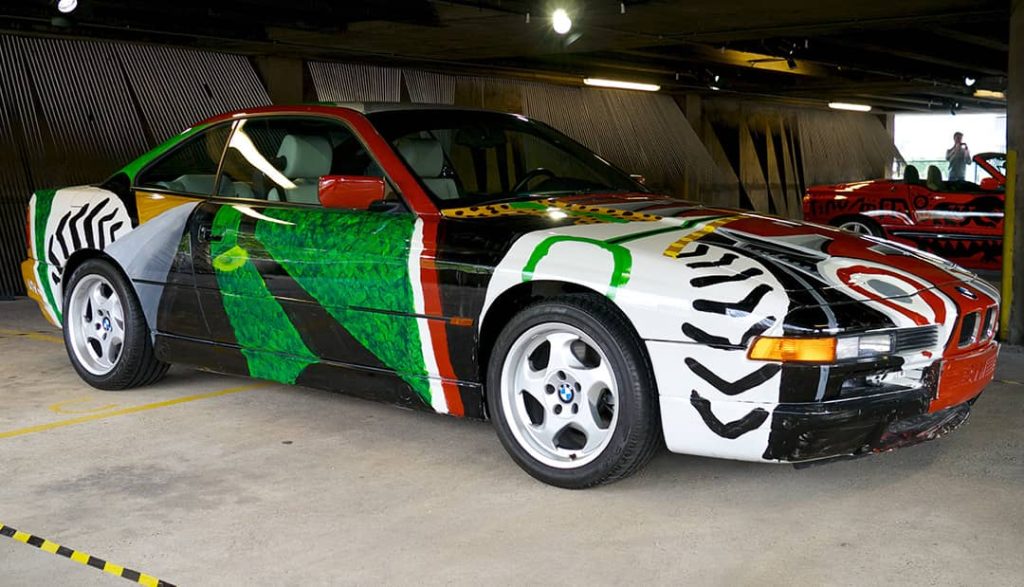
[648,339,997,464]
[767,387,972,463]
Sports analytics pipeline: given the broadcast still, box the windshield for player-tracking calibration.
[368,109,646,207]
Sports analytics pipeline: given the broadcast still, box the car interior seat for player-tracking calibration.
[268,134,333,204]
[903,165,920,184]
[926,165,944,191]
[395,137,460,200]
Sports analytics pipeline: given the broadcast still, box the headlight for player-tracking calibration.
[836,333,893,360]
[749,333,893,363]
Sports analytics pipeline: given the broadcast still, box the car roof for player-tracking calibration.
[327,101,506,115]
[196,102,525,129]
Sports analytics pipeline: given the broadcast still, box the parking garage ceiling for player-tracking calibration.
[0,0,1010,112]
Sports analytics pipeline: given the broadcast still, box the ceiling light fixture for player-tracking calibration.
[551,8,572,34]
[584,78,660,92]
[57,0,77,13]
[974,89,1006,100]
[828,102,872,112]
[964,76,976,87]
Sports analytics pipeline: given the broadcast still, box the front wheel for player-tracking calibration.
[63,259,169,390]
[835,216,883,237]
[486,295,660,488]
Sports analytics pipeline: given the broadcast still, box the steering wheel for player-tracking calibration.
[512,168,557,193]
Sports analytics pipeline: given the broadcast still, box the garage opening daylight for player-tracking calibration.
[0,1,1021,584]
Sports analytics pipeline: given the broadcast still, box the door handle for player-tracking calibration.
[198,225,223,243]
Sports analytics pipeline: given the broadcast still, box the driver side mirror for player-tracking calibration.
[318,175,386,210]
[979,177,1003,191]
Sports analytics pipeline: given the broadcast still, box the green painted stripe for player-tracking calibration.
[211,206,317,383]
[255,208,432,404]
[32,189,60,323]
[522,236,632,300]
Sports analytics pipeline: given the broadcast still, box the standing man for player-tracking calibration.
[946,131,971,181]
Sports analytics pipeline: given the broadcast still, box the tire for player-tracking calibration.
[833,215,883,237]
[486,294,660,489]
[62,259,169,390]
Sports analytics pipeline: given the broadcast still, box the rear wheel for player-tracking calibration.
[834,216,883,237]
[487,295,660,489]
[63,259,169,390]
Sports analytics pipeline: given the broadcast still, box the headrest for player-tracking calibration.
[904,165,920,183]
[927,165,943,183]
[396,137,445,178]
[277,135,332,178]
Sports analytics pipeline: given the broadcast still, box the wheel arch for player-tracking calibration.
[829,214,887,236]
[477,279,651,406]
[59,250,132,321]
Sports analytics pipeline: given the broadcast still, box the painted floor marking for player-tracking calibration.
[0,383,267,440]
[0,521,174,586]
[0,327,63,345]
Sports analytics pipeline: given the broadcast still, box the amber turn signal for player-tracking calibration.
[747,336,837,363]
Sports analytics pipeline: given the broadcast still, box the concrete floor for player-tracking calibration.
[0,297,1022,585]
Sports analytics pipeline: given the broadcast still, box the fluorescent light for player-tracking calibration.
[584,78,660,92]
[551,8,572,34]
[828,102,872,112]
[57,0,77,13]
[974,89,1006,100]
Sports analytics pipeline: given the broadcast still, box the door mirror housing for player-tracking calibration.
[318,175,386,210]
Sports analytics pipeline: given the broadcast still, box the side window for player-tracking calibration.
[219,117,388,205]
[136,124,231,196]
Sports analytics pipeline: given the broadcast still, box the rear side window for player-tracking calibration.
[136,124,231,196]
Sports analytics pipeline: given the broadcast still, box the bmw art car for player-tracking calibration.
[22,104,1000,488]
[803,153,1006,271]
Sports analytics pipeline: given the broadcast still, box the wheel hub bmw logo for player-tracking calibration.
[557,384,574,403]
[102,317,112,331]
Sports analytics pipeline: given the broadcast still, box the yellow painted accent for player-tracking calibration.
[13,530,31,543]
[213,244,249,272]
[0,327,63,345]
[49,397,120,415]
[103,561,125,576]
[70,550,91,564]
[1001,150,1017,339]
[138,573,160,587]
[19,259,58,327]
[40,539,60,554]
[136,191,199,224]
[663,216,741,258]
[0,383,267,440]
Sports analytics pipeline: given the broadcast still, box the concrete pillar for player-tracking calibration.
[254,56,306,105]
[1005,0,1024,343]
[681,94,703,199]
[881,113,896,178]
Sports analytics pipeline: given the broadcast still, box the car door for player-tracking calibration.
[188,115,433,406]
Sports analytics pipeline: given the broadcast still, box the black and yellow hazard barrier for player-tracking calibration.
[0,521,174,586]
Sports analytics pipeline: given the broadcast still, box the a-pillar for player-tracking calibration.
[1004,0,1024,343]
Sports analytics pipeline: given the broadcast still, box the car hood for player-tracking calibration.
[442,192,983,298]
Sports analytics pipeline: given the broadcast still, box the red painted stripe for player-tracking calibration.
[419,217,464,416]
[836,266,947,326]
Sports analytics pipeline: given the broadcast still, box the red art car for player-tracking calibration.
[803,153,1006,270]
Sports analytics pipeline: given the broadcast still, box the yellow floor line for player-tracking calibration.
[0,327,63,345]
[0,383,267,440]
